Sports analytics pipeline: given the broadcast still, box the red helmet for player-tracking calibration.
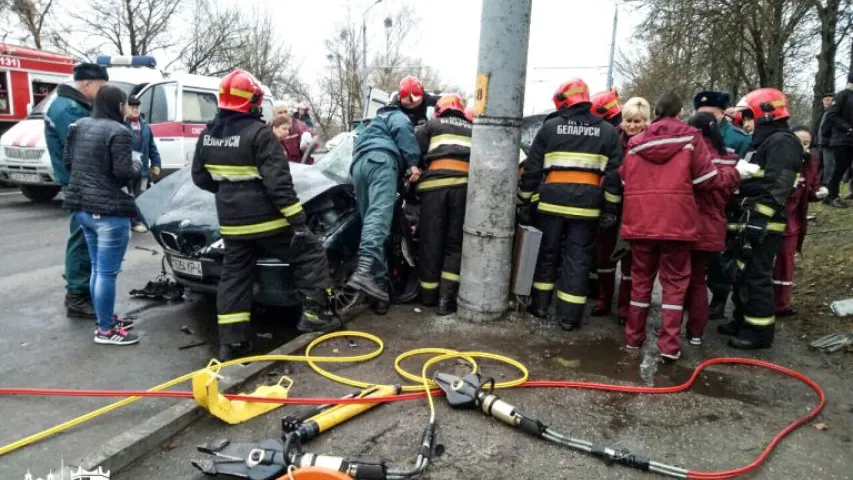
[553,78,591,110]
[464,105,475,122]
[218,69,264,114]
[737,88,789,124]
[399,75,425,108]
[726,108,744,127]
[434,93,465,118]
[590,88,621,119]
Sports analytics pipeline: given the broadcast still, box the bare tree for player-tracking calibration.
[8,0,53,48]
[167,0,244,76]
[67,0,184,56]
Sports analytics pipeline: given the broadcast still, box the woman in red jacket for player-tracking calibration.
[270,113,317,164]
[620,93,719,360]
[774,127,829,316]
[683,113,742,345]
[593,97,651,325]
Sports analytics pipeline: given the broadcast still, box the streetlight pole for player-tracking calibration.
[606,2,618,90]
[362,0,383,119]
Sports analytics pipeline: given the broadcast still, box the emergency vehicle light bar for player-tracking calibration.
[95,55,157,68]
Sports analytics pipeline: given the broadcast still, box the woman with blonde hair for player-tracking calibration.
[592,96,651,325]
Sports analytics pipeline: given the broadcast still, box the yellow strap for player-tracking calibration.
[538,202,601,218]
[556,290,586,305]
[229,87,255,99]
[518,190,533,200]
[531,193,540,203]
[428,134,472,152]
[755,203,776,217]
[768,222,786,233]
[218,312,250,325]
[206,165,260,175]
[441,271,460,282]
[417,176,468,192]
[281,203,304,218]
[220,218,289,236]
[532,282,554,291]
[744,315,775,326]
[420,281,439,290]
[604,191,622,204]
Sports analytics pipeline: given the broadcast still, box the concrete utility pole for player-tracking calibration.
[606,3,618,90]
[457,0,533,322]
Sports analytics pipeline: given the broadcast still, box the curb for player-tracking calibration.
[71,332,321,475]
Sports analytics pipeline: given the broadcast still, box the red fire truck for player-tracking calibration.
[0,43,75,136]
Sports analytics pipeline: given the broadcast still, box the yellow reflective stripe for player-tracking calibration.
[531,193,540,203]
[544,151,608,171]
[206,165,260,175]
[417,176,468,191]
[755,203,776,217]
[557,290,587,304]
[281,202,304,218]
[441,271,460,282]
[538,202,601,218]
[533,282,554,291]
[737,260,745,270]
[588,272,599,280]
[229,87,255,99]
[518,190,533,200]
[768,222,786,233]
[744,315,775,326]
[727,223,743,231]
[220,218,289,236]
[428,134,472,151]
[604,191,622,204]
[561,86,586,97]
[752,169,765,178]
[604,98,619,109]
[421,281,439,290]
[218,312,250,325]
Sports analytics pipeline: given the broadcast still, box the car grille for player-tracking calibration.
[159,230,209,256]
[4,147,46,163]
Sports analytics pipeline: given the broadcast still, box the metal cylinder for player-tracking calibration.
[458,0,533,322]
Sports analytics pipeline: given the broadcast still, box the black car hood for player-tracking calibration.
[137,162,345,230]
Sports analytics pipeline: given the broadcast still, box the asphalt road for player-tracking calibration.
[0,187,298,479]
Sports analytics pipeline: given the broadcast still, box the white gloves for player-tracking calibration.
[300,132,313,150]
[816,186,829,200]
[735,160,761,179]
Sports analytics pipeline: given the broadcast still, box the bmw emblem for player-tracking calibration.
[180,219,192,228]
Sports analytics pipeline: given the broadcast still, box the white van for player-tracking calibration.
[0,56,274,202]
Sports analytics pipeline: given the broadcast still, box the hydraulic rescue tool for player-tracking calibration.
[433,372,691,479]
[192,384,440,480]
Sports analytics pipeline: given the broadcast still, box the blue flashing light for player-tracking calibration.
[95,55,157,68]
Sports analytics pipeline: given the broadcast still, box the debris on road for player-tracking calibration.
[829,298,853,317]
[809,333,853,354]
[180,325,194,336]
[178,341,210,350]
[134,245,159,255]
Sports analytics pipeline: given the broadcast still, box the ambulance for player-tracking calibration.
[0,55,275,202]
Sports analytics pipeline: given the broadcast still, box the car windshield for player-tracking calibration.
[313,132,355,184]
[28,81,136,119]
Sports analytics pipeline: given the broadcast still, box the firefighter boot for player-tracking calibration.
[298,294,342,333]
[347,257,390,302]
[219,341,254,363]
[437,295,457,316]
[372,299,390,316]
[708,292,728,320]
[527,291,552,319]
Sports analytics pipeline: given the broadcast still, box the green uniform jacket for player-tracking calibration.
[721,119,751,158]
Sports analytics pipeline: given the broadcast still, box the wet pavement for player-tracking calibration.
[0,189,299,478]
[120,307,853,480]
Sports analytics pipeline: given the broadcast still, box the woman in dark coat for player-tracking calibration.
[63,86,141,346]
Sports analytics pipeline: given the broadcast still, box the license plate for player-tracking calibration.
[169,255,203,278]
[9,172,42,184]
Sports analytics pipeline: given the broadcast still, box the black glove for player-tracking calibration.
[290,224,311,250]
[600,213,618,230]
[517,203,535,226]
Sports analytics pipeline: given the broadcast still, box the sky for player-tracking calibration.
[254,0,642,114]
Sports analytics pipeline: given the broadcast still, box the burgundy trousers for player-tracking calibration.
[773,235,798,312]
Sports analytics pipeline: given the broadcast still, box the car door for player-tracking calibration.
[137,81,181,171]
[179,86,219,167]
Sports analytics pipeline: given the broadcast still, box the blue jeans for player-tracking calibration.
[74,211,131,330]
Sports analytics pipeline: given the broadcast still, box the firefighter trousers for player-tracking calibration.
[772,234,798,312]
[530,214,597,327]
[418,183,467,305]
[217,230,331,345]
[731,234,783,345]
[626,240,692,356]
[706,252,733,300]
[594,226,631,318]
[685,251,711,338]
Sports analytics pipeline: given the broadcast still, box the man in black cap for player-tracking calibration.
[45,62,109,318]
[694,90,752,157]
[693,90,752,321]
[125,95,161,233]
[815,92,836,186]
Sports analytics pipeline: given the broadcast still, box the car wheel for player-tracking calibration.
[332,281,365,320]
[20,185,60,202]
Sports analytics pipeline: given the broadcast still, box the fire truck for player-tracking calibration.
[0,43,75,136]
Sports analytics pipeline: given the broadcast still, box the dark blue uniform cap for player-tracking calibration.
[693,91,730,110]
[73,63,109,82]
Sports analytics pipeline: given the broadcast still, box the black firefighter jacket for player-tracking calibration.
[192,111,305,239]
[414,112,473,192]
[520,104,624,220]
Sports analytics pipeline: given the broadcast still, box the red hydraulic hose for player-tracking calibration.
[0,357,825,479]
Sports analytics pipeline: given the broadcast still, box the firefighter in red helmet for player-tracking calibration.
[590,88,623,127]
[390,75,441,127]
[718,88,803,349]
[192,69,340,361]
[415,93,472,315]
[519,79,623,331]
